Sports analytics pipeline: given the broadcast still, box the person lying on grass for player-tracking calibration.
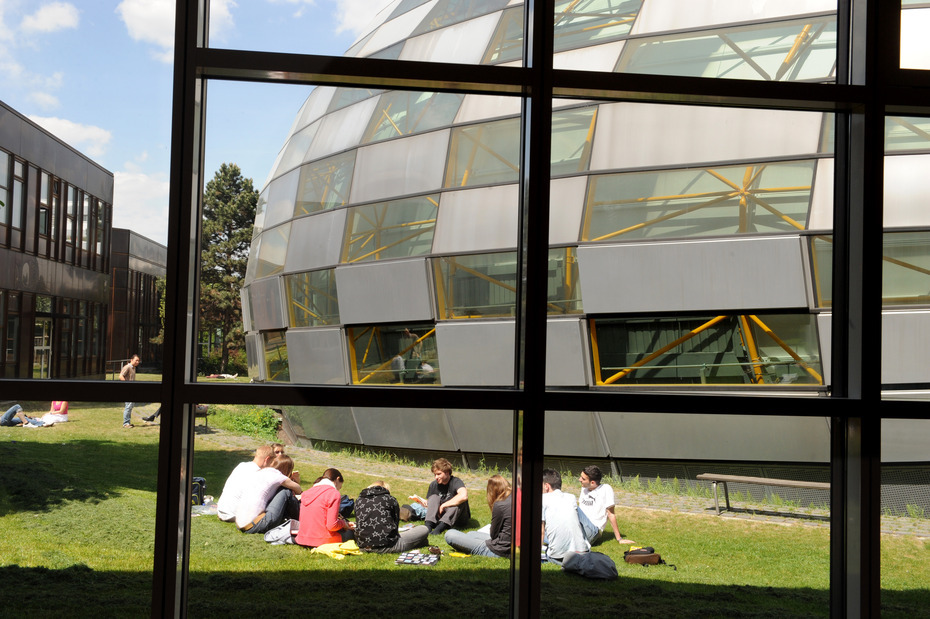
[444,475,512,558]
[296,468,356,548]
[355,480,429,553]
[235,455,301,535]
[1,403,55,427]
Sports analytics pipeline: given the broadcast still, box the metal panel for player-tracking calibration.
[599,412,831,462]
[548,176,585,244]
[285,328,349,385]
[546,318,590,386]
[553,41,624,72]
[435,320,514,386]
[284,209,347,272]
[545,411,608,457]
[240,288,252,333]
[817,312,832,387]
[432,184,519,253]
[353,406,456,450]
[263,167,300,229]
[577,236,809,313]
[884,154,930,228]
[245,332,263,381]
[882,420,930,463]
[881,311,930,384]
[248,276,286,330]
[335,258,433,324]
[288,405,361,444]
[400,12,500,64]
[349,129,449,204]
[446,409,514,453]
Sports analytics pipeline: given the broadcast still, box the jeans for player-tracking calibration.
[1,404,22,426]
[577,509,600,544]
[123,402,134,424]
[365,525,430,554]
[444,529,500,558]
[244,487,300,535]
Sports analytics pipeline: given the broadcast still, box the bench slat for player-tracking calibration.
[697,473,829,490]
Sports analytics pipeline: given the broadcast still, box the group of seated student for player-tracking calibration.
[540,466,634,565]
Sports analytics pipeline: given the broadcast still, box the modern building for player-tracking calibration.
[108,228,166,368]
[239,0,930,511]
[0,100,112,379]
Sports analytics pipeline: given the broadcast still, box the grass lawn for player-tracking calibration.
[1,402,928,617]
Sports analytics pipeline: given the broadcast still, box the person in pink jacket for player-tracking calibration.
[296,468,355,547]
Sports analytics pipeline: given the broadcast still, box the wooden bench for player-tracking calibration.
[194,404,210,427]
[697,473,830,515]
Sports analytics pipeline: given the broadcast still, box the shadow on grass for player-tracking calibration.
[4,563,930,617]
[711,506,831,523]
[0,438,256,516]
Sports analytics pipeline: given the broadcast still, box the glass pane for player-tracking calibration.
[882,231,930,306]
[254,223,290,279]
[362,91,464,144]
[347,323,440,385]
[590,314,824,386]
[445,117,521,187]
[342,195,439,263]
[295,151,356,215]
[547,247,583,315]
[901,5,930,70]
[263,330,290,382]
[284,269,340,328]
[554,0,641,52]
[551,105,597,176]
[433,252,518,319]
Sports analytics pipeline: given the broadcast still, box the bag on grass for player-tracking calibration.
[339,494,355,519]
[191,477,206,506]
[624,546,676,570]
[561,551,618,580]
[264,518,299,545]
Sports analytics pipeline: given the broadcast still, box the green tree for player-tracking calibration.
[149,276,166,345]
[200,163,257,373]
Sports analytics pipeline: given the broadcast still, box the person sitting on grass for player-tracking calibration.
[576,465,635,546]
[355,481,429,553]
[296,468,355,548]
[542,468,589,565]
[216,445,274,522]
[411,457,470,536]
[235,454,301,535]
[39,401,69,424]
[1,403,54,427]
[444,474,512,558]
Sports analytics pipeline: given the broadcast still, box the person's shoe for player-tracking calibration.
[142,415,155,422]
[430,522,450,536]
[123,422,134,428]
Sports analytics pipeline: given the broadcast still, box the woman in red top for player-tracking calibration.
[296,468,355,547]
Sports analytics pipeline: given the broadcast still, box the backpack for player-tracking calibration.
[561,551,618,580]
[624,546,676,570]
[339,494,355,519]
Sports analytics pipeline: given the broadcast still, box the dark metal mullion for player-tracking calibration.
[514,1,553,617]
[152,0,207,616]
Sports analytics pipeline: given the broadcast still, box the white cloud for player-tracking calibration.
[116,0,236,62]
[26,115,111,158]
[113,168,170,245]
[20,2,79,34]
[28,91,59,110]
[333,0,393,37]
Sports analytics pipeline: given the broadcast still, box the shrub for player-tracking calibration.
[211,405,280,441]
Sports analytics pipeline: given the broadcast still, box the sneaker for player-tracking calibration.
[123,422,134,428]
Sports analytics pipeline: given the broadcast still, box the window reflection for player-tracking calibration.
[347,322,440,385]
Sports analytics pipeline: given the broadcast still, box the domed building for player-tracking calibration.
[240,0,930,504]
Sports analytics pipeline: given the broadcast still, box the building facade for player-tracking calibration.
[0,100,112,379]
[108,228,166,368]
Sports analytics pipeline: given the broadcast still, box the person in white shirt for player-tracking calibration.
[541,468,589,565]
[235,455,302,534]
[216,445,274,522]
[577,465,634,546]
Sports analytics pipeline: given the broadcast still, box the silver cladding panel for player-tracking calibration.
[577,236,809,314]
[353,407,457,451]
[245,332,263,381]
[289,405,361,444]
[285,328,349,385]
[881,311,930,384]
[248,277,287,331]
[598,412,831,462]
[284,209,348,273]
[545,411,610,457]
[435,320,515,386]
[240,288,252,333]
[546,318,590,386]
[447,409,514,453]
[335,258,434,325]
[882,419,930,463]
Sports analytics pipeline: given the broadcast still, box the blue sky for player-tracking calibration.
[0,0,392,245]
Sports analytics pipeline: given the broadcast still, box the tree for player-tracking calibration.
[200,163,257,373]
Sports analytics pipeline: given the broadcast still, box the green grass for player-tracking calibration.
[1,402,929,617]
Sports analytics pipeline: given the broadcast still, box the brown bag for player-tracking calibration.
[624,547,676,570]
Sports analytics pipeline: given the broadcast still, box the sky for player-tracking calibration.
[0,0,393,246]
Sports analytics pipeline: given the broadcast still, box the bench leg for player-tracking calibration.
[711,481,720,515]
[722,481,731,513]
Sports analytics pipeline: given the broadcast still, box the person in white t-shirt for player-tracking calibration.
[216,445,275,522]
[577,465,634,546]
[541,468,589,565]
[235,455,302,534]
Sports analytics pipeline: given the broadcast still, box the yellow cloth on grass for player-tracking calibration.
[311,540,362,560]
